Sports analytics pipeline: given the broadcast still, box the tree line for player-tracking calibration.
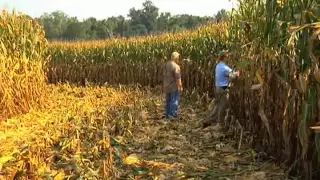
[36,0,229,40]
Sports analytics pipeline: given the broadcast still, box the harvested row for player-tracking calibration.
[0,84,288,179]
[0,84,152,179]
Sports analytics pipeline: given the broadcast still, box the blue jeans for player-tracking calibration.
[165,90,180,119]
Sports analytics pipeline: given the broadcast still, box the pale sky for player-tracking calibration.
[0,0,236,20]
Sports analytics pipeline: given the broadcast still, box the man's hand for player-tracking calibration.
[235,70,240,77]
[178,86,183,92]
[229,70,240,79]
[176,78,183,92]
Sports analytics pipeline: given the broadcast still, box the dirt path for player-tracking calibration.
[122,95,287,180]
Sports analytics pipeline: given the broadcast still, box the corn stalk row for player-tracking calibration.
[47,23,228,93]
[0,10,48,119]
[227,0,320,179]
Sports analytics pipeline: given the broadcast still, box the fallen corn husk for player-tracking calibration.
[250,83,263,90]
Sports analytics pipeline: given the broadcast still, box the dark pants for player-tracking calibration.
[203,86,230,126]
[165,89,180,119]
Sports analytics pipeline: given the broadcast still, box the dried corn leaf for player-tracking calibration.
[250,83,263,90]
[298,101,309,158]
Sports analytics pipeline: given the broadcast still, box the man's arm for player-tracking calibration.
[174,66,183,91]
[229,71,239,79]
[224,66,239,79]
[176,78,182,90]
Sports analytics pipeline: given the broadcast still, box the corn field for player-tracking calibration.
[0,0,319,179]
[0,10,48,119]
[45,0,320,179]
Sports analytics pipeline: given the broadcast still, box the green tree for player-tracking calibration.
[39,11,69,39]
[37,0,214,40]
[140,0,159,33]
[85,17,98,39]
[215,9,229,23]
[63,17,88,40]
[157,12,171,32]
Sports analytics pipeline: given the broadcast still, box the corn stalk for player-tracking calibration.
[0,10,48,118]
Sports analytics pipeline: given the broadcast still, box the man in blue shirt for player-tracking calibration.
[202,50,240,128]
